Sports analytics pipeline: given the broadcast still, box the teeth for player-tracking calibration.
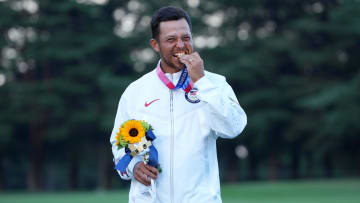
[174,52,185,58]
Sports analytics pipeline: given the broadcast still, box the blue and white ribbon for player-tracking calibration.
[115,130,159,173]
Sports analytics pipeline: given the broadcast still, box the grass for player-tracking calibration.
[221,179,360,203]
[1,179,359,203]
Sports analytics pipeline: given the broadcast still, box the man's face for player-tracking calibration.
[152,18,193,72]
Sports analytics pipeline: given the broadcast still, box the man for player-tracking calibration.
[110,6,247,203]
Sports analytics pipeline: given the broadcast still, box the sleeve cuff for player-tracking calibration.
[127,156,142,174]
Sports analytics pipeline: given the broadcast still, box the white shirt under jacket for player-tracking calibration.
[110,63,247,203]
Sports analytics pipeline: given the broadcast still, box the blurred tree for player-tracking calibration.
[1,0,360,191]
[199,0,359,180]
[0,0,137,190]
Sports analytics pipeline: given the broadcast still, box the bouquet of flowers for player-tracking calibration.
[115,119,161,176]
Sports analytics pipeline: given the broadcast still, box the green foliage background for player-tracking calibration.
[0,0,359,191]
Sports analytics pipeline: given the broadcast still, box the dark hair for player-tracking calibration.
[151,6,192,40]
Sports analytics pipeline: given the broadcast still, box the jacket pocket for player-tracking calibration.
[131,181,153,203]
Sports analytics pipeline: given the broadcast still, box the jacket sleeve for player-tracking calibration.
[194,75,247,139]
[110,91,142,180]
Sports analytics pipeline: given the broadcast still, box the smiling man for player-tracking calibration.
[110,6,247,203]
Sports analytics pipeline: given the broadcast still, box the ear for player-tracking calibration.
[150,39,160,52]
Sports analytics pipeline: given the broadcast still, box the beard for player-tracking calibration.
[161,54,184,72]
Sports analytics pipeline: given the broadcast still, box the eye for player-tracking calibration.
[183,36,191,41]
[167,37,175,42]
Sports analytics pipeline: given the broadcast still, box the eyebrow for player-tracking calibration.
[164,33,191,39]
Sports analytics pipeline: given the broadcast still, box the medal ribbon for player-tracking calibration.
[156,61,193,93]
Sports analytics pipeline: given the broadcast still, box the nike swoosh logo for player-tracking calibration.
[145,99,160,107]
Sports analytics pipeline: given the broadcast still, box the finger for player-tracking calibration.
[189,52,204,69]
[179,55,193,68]
[144,164,159,178]
[134,171,147,186]
[135,170,151,186]
[141,173,151,185]
[191,52,200,58]
[141,165,157,179]
[145,164,159,175]
[134,162,151,186]
[190,52,202,64]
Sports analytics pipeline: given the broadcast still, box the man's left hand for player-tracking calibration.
[179,52,204,83]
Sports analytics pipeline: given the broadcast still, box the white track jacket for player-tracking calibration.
[110,64,247,203]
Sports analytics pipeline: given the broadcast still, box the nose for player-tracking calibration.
[175,39,185,48]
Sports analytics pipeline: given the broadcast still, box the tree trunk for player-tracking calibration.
[358,156,360,177]
[324,153,333,178]
[27,124,44,191]
[106,159,113,189]
[69,150,79,190]
[225,145,238,182]
[268,153,279,180]
[97,146,105,190]
[291,146,299,179]
[248,153,258,180]
[0,155,4,190]
[305,151,313,178]
[97,144,112,190]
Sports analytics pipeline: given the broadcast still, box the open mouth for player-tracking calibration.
[173,48,190,59]
[173,52,186,58]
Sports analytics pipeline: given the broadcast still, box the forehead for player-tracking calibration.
[158,18,191,38]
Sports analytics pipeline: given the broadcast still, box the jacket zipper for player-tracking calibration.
[170,75,174,203]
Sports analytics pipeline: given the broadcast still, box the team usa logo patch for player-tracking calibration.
[185,87,201,103]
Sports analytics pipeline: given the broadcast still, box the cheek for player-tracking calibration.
[160,45,172,54]
[185,43,193,53]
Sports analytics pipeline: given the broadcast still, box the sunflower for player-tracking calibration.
[115,133,121,146]
[115,132,127,148]
[120,120,145,144]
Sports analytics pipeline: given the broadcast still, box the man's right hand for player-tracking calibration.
[133,162,159,186]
